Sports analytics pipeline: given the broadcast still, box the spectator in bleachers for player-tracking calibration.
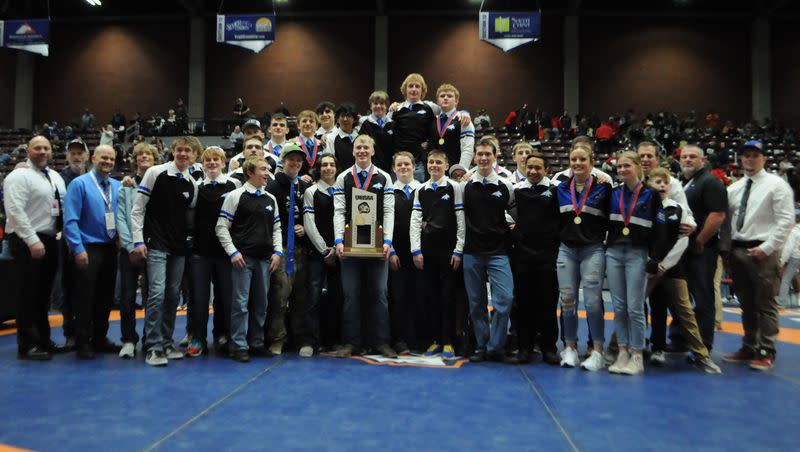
[233,98,249,122]
[229,125,244,145]
[81,108,96,131]
[111,109,126,131]
[175,98,188,133]
[100,124,115,146]
[60,139,89,187]
[474,109,491,131]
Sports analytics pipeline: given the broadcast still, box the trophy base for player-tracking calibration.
[343,223,385,258]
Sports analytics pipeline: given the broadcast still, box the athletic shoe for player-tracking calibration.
[145,350,168,367]
[165,345,184,360]
[603,348,618,366]
[442,345,456,360]
[560,347,579,368]
[542,351,560,365]
[695,356,723,374]
[378,344,398,358]
[250,345,274,358]
[749,352,775,371]
[214,337,229,356]
[609,350,630,374]
[424,343,443,357]
[649,350,666,367]
[336,344,355,358]
[231,349,250,363]
[119,342,136,359]
[665,343,689,355]
[394,342,411,355]
[505,349,531,364]
[580,350,605,372]
[186,339,203,357]
[178,334,191,348]
[723,348,756,363]
[269,342,283,356]
[299,346,314,358]
[619,353,645,375]
[469,349,487,363]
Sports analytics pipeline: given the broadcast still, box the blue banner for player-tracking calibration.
[216,14,275,53]
[0,19,50,56]
[479,11,540,52]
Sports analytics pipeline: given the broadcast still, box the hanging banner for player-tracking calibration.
[479,11,540,52]
[0,19,50,56]
[216,14,275,53]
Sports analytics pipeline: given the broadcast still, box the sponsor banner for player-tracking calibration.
[216,14,275,53]
[0,19,49,56]
[479,11,540,52]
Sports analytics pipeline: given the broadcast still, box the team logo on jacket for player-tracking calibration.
[540,190,552,198]
[182,192,190,199]
[265,205,274,212]
[441,193,451,200]
[491,191,502,198]
[416,110,427,115]
[373,182,383,190]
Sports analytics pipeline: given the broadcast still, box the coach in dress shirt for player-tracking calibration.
[3,136,67,360]
[723,140,794,371]
[63,145,123,359]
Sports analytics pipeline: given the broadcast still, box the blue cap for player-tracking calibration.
[741,140,764,153]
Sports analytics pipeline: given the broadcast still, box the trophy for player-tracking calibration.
[343,187,385,258]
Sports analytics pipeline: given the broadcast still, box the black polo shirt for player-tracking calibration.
[682,167,727,248]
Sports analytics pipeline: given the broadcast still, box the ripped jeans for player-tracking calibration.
[556,243,606,346]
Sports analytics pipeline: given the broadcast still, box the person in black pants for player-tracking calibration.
[4,136,68,360]
[507,153,561,365]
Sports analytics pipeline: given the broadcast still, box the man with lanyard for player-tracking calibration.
[294,110,327,182]
[4,136,68,359]
[427,83,475,171]
[723,140,794,370]
[333,135,397,358]
[266,144,311,356]
[63,145,122,359]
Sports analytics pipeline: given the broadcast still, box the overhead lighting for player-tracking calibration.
[85,0,102,6]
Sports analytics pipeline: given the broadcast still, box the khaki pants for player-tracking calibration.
[730,247,780,355]
[714,256,723,325]
[267,246,308,348]
[648,276,710,358]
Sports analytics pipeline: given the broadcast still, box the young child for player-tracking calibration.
[645,167,721,374]
[410,150,465,360]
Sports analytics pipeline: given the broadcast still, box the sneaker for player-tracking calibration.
[609,350,631,374]
[723,348,756,363]
[179,334,191,347]
[619,353,645,375]
[749,351,775,371]
[299,346,314,358]
[442,345,456,360]
[186,339,203,357]
[119,342,136,359]
[505,349,531,364]
[665,343,689,355]
[165,345,184,360]
[231,349,250,363]
[378,344,398,358]
[603,348,618,366]
[394,342,411,355]
[336,344,354,358]
[145,350,168,367]
[269,342,283,356]
[424,343,443,357]
[649,350,666,367]
[469,349,487,363]
[214,337,229,356]
[560,347,579,368]
[581,350,605,372]
[542,350,560,365]
[695,356,723,374]
[250,345,274,358]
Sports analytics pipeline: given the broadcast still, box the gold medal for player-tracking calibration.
[573,216,582,225]
[438,138,445,145]
[622,227,630,236]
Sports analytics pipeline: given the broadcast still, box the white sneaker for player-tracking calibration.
[145,350,168,367]
[650,350,666,367]
[560,347,579,368]
[179,334,191,347]
[581,350,605,371]
[269,342,283,356]
[619,353,645,375]
[608,350,630,373]
[299,346,314,358]
[119,342,136,359]
[165,345,184,360]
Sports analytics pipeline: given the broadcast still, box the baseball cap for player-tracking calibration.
[242,119,262,131]
[741,140,764,153]
[279,143,305,161]
[67,138,88,152]
[449,164,467,177]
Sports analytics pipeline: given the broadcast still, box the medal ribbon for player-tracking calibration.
[619,182,643,228]
[351,164,376,190]
[436,110,458,142]
[297,137,318,167]
[570,175,594,217]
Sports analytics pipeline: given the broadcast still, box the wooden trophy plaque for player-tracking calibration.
[343,187,385,258]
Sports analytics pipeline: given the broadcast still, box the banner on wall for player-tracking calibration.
[0,19,50,56]
[479,11,540,52]
[216,14,275,53]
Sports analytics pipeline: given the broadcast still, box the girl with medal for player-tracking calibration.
[605,151,661,375]
[554,143,612,371]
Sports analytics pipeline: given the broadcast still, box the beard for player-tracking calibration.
[681,166,698,179]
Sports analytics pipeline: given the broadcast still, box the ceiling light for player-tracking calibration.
[85,0,102,6]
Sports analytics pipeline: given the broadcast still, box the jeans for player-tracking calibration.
[230,255,271,351]
[190,254,232,345]
[556,243,605,346]
[340,258,390,348]
[118,249,148,344]
[682,245,719,350]
[778,257,800,307]
[144,249,185,352]
[605,244,648,350]
[304,254,343,349]
[463,253,514,355]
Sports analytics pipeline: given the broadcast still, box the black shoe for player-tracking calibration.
[49,340,71,354]
[505,349,532,364]
[231,349,251,363]
[394,342,411,355]
[77,344,95,360]
[542,350,561,365]
[665,343,689,355]
[469,349,487,363]
[249,345,274,358]
[18,346,52,361]
[93,338,122,353]
[487,352,505,363]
